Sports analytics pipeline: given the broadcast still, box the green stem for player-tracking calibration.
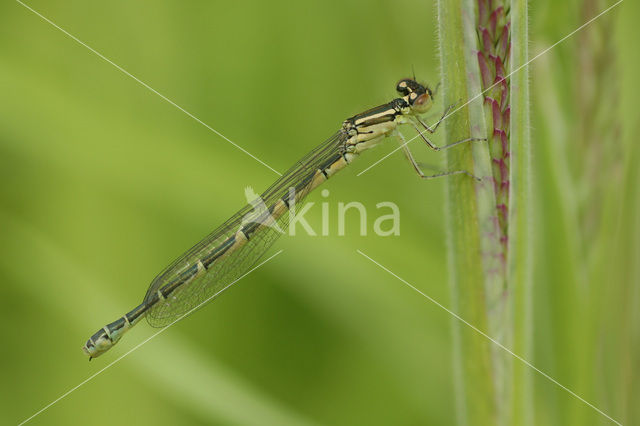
[438,0,531,424]
[438,0,501,424]
[508,0,533,425]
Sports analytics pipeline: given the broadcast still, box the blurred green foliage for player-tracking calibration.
[1,1,637,425]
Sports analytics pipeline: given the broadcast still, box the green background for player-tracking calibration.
[1,1,638,425]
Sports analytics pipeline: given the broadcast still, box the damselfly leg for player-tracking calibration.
[396,131,481,181]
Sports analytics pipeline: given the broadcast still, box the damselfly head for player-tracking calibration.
[396,78,423,96]
[396,79,434,114]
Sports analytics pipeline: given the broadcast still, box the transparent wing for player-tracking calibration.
[143,130,347,327]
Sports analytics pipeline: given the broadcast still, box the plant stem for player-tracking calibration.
[438,0,500,424]
[438,0,531,424]
[509,0,533,425]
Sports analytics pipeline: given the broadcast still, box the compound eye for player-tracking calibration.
[414,93,430,107]
[396,79,412,96]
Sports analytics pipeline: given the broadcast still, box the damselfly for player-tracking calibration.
[83,78,480,359]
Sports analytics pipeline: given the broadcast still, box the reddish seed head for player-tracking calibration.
[478,52,492,88]
[491,98,502,129]
[481,27,492,54]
